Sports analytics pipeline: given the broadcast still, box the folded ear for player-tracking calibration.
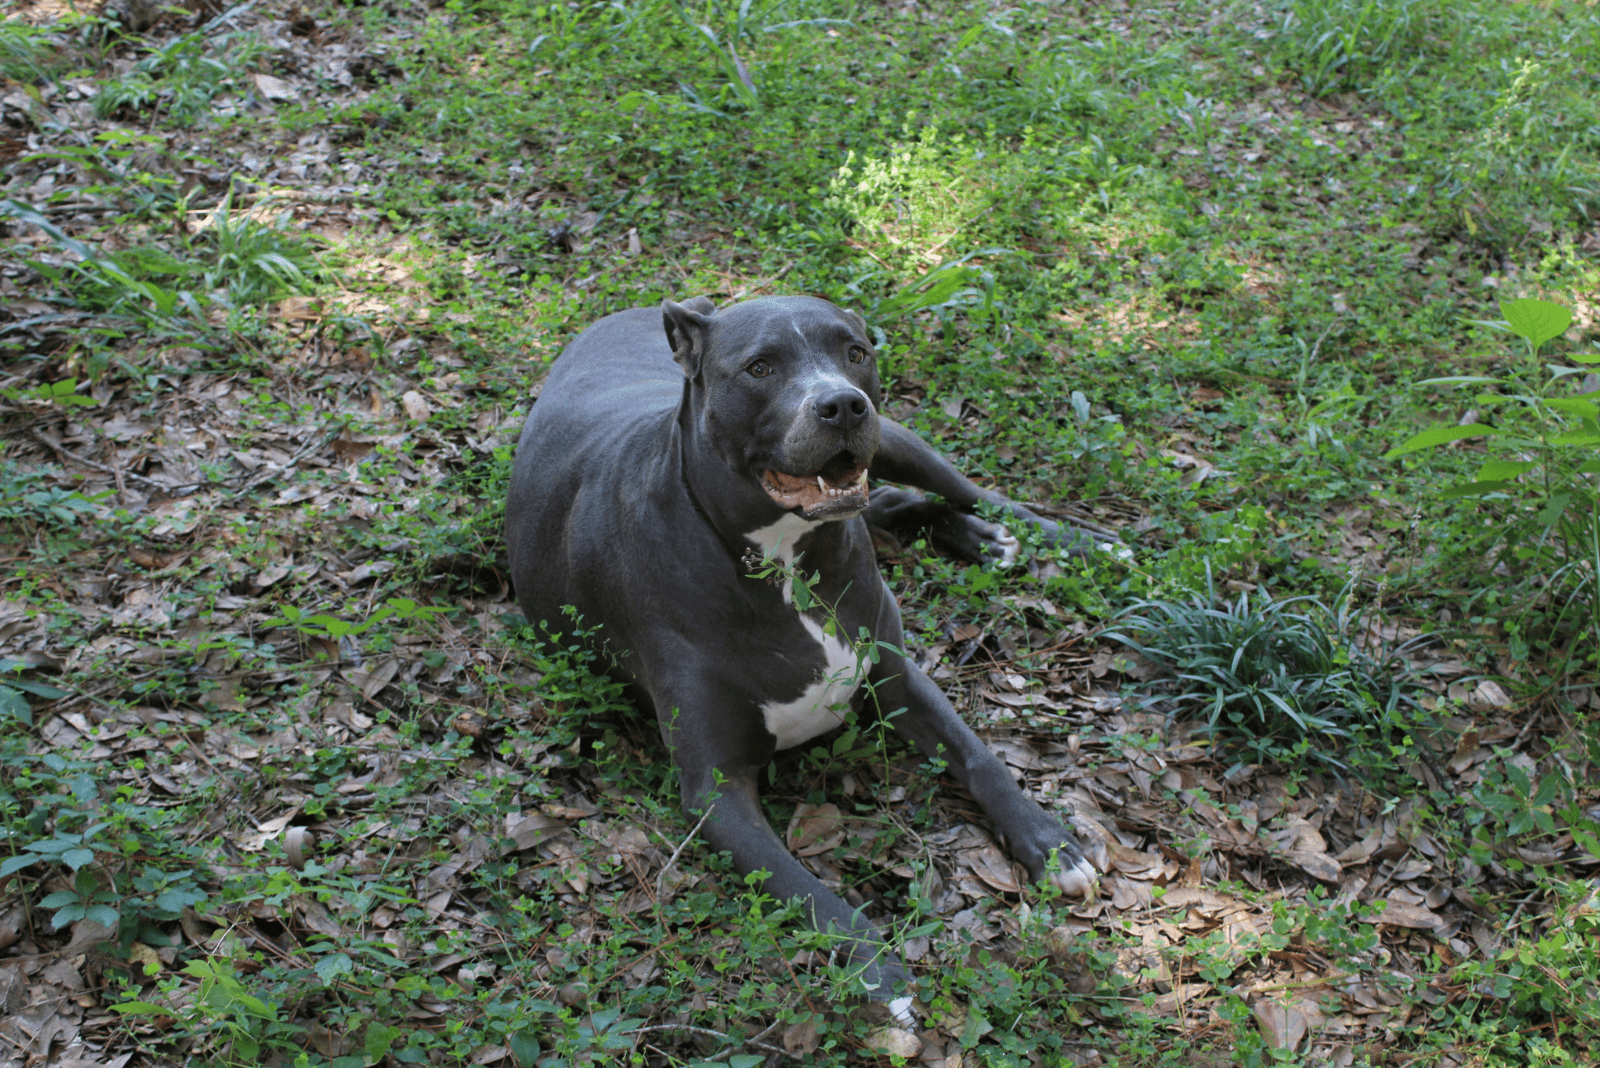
[662,297,715,377]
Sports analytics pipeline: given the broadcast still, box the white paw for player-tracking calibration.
[1099,541,1133,562]
[988,523,1021,567]
[1049,856,1100,899]
[887,995,917,1028]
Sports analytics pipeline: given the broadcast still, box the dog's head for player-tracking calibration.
[663,295,881,521]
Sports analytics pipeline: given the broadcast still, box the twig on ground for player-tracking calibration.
[656,806,713,900]
[627,1019,789,1059]
[31,428,202,492]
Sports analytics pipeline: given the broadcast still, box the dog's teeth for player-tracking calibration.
[857,469,868,487]
[817,475,826,492]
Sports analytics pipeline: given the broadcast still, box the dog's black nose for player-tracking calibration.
[814,389,869,430]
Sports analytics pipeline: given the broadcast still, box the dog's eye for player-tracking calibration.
[847,346,867,364]
[747,360,772,378]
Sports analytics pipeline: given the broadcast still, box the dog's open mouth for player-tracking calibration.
[760,452,869,519]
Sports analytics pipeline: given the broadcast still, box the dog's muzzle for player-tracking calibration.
[760,451,869,519]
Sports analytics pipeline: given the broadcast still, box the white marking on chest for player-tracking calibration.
[745,514,867,751]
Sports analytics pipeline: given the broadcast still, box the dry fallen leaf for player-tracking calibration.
[961,843,1023,894]
[1287,849,1342,882]
[505,814,567,852]
[1251,994,1322,1050]
[863,1025,923,1058]
[787,802,846,856]
[345,655,399,701]
[253,73,297,101]
[1371,899,1443,930]
[402,390,432,421]
[783,1019,821,1055]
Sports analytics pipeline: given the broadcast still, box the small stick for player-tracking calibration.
[656,806,713,900]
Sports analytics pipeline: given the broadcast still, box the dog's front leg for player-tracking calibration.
[661,697,910,1002]
[866,645,1099,897]
[870,420,1121,558]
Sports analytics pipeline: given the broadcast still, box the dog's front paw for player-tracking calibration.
[984,522,1021,567]
[1048,853,1100,899]
[932,512,1019,566]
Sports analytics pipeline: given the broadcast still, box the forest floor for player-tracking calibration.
[2,0,1599,1065]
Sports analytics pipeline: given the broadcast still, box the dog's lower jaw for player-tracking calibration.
[760,465,870,519]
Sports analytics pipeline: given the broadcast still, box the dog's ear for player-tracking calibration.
[662,298,714,376]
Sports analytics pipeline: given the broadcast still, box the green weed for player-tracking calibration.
[1105,571,1428,771]
[1386,299,1600,666]
[95,31,265,128]
[1272,0,1447,97]
[2,194,325,329]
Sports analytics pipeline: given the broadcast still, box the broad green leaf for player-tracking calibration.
[1476,461,1536,481]
[235,992,276,1018]
[508,1032,541,1068]
[51,904,87,925]
[1578,461,1600,475]
[0,686,29,724]
[314,951,354,982]
[1532,774,1561,807]
[1544,397,1600,419]
[1549,429,1600,446]
[951,22,987,54]
[1569,352,1600,364]
[110,1001,172,1016]
[1440,481,1511,499]
[0,855,36,877]
[8,678,67,698]
[366,1024,404,1061]
[1537,493,1575,526]
[1506,761,1531,794]
[1384,423,1504,459]
[1500,298,1572,349]
[1417,376,1505,386]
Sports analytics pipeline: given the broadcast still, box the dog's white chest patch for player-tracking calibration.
[744,515,867,751]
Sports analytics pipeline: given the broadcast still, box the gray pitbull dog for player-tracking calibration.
[505,295,1106,1012]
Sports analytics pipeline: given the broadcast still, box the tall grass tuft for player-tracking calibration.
[1105,572,1428,772]
[1272,0,1444,97]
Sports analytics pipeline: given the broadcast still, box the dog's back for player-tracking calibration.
[505,308,702,646]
